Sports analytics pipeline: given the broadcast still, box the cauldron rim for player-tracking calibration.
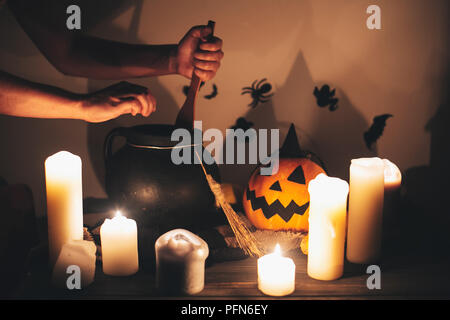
[117,124,202,147]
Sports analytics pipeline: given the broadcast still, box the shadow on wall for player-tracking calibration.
[219,51,372,187]
[0,0,147,216]
[84,0,180,193]
[218,98,278,188]
[402,68,450,249]
[0,0,134,57]
[310,87,376,181]
[0,0,380,209]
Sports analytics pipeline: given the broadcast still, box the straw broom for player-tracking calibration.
[195,151,264,257]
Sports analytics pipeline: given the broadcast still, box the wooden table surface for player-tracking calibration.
[11,207,450,300]
[16,243,450,300]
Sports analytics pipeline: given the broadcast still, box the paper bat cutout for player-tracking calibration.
[204,84,218,100]
[364,114,393,150]
[183,81,205,96]
[313,85,339,111]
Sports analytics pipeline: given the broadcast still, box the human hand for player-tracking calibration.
[175,24,224,81]
[80,81,156,123]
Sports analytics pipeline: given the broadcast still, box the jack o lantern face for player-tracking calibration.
[243,158,325,231]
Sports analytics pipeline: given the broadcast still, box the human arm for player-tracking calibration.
[8,0,224,81]
[0,70,155,123]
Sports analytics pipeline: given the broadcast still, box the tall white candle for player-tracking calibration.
[347,157,385,264]
[45,151,83,266]
[155,229,209,295]
[307,174,349,281]
[100,211,139,276]
[257,244,295,296]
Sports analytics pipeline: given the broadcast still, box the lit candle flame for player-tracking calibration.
[274,243,281,256]
[115,210,122,218]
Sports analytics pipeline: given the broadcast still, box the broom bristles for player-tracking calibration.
[205,173,264,257]
[194,150,264,257]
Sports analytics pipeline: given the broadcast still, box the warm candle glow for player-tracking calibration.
[257,244,295,296]
[45,151,83,266]
[307,173,349,281]
[273,243,281,256]
[100,212,139,276]
[347,157,385,264]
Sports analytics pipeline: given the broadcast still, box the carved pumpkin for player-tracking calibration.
[243,124,326,231]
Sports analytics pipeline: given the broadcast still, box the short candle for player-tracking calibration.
[155,229,209,295]
[257,244,295,297]
[100,211,139,276]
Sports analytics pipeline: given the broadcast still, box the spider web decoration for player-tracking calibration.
[242,78,274,108]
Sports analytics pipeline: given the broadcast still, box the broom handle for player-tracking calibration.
[175,20,215,129]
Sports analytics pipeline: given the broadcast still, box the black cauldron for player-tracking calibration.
[104,124,222,230]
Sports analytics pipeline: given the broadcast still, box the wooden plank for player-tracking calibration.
[19,249,448,299]
[15,218,450,300]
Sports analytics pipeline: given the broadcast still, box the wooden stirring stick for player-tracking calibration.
[175,20,215,129]
[175,21,264,257]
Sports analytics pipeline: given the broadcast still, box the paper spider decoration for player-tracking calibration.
[242,79,274,108]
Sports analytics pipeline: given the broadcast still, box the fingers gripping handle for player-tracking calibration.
[189,21,216,97]
[175,20,215,129]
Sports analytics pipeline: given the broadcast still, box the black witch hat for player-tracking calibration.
[279,123,303,158]
[278,124,328,173]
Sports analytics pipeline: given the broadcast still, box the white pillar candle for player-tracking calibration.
[51,240,97,289]
[45,151,83,266]
[100,211,139,276]
[257,244,295,296]
[347,157,385,264]
[307,173,349,281]
[155,229,209,295]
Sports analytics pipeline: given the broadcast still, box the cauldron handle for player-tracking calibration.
[104,127,127,165]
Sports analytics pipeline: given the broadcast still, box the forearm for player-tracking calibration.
[0,71,84,120]
[8,0,178,80]
[59,36,178,80]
